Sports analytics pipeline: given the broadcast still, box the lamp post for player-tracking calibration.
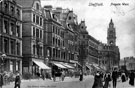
[1,54,6,72]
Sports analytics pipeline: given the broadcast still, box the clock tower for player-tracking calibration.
[107,19,116,45]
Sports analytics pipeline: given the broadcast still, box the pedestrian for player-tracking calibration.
[52,70,56,82]
[41,70,45,80]
[112,68,118,88]
[61,70,65,81]
[79,70,83,81]
[121,72,126,82]
[92,71,103,88]
[129,70,135,86]
[14,72,21,88]
[103,72,111,88]
[0,73,3,88]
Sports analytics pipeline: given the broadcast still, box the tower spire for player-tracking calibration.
[107,19,116,45]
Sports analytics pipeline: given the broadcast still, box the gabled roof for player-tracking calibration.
[16,0,40,8]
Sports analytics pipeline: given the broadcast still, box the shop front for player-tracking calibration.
[31,59,51,78]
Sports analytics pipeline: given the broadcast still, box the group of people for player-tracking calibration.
[0,71,21,88]
[92,68,135,88]
[52,70,65,82]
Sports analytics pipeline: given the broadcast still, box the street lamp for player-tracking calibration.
[1,54,6,72]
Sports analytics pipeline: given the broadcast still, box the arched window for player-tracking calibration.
[36,3,39,10]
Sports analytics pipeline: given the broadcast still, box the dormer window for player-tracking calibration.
[68,16,71,20]
[36,3,39,10]
[81,26,84,29]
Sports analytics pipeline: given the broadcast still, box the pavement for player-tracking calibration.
[109,77,135,88]
[2,75,93,88]
[2,75,135,88]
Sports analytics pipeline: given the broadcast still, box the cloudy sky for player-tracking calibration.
[41,0,135,59]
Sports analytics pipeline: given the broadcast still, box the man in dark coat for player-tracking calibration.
[14,73,21,88]
[112,69,118,88]
[0,73,3,88]
[79,70,83,81]
[129,70,135,86]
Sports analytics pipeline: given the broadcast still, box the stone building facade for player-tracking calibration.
[0,0,22,74]
[98,19,120,71]
[0,0,120,76]
[16,0,48,75]
[43,6,80,72]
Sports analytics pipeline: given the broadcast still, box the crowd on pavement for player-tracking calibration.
[92,68,135,88]
[0,68,135,88]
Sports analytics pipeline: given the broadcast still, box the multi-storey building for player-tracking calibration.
[43,6,80,71]
[43,6,67,64]
[0,0,22,73]
[16,0,50,75]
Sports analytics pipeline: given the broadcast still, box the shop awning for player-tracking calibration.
[76,62,82,67]
[52,62,67,69]
[91,64,100,70]
[60,63,74,69]
[86,64,91,70]
[33,59,51,69]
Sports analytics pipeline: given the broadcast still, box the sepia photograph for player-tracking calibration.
[0,0,135,88]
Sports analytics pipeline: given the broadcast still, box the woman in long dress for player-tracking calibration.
[92,72,103,88]
[103,73,111,88]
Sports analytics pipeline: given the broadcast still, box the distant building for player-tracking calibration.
[120,57,135,71]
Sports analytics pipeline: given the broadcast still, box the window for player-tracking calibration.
[56,27,57,34]
[52,26,55,33]
[17,42,20,55]
[40,47,43,56]
[10,23,14,35]
[53,48,55,57]
[40,17,42,26]
[16,9,20,17]
[33,14,35,23]
[16,61,19,71]
[36,29,39,38]
[63,41,64,46]
[56,38,57,45]
[4,2,8,12]
[36,15,39,25]
[4,39,8,53]
[3,20,8,33]
[10,61,13,72]
[16,25,20,37]
[33,27,35,37]
[36,3,39,10]
[33,45,36,55]
[40,30,42,39]
[10,40,15,54]
[53,37,55,45]
[10,6,14,15]
[58,40,60,46]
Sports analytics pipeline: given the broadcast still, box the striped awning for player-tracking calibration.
[51,62,67,69]
[33,59,51,69]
